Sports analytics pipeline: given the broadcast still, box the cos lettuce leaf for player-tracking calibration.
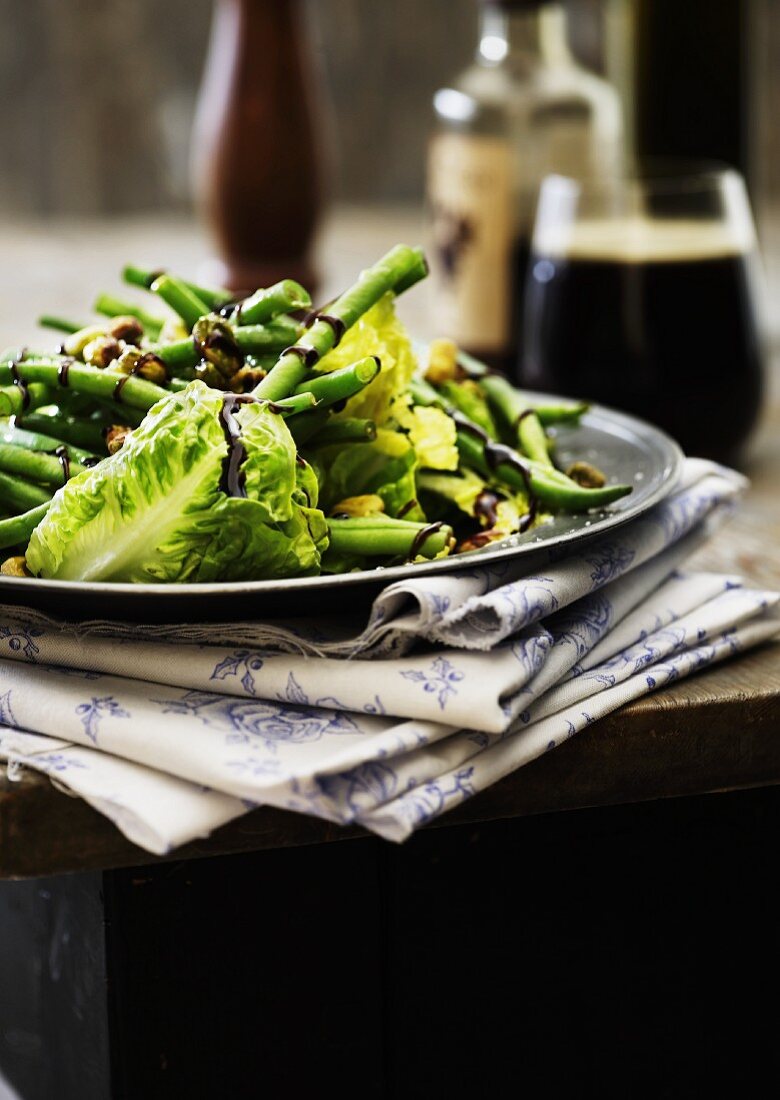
[317,428,424,521]
[394,403,458,471]
[26,382,328,583]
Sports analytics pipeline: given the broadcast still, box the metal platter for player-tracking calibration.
[0,398,684,623]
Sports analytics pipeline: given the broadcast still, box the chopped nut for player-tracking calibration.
[105,425,132,455]
[114,348,167,385]
[106,315,144,345]
[83,335,122,368]
[192,316,243,380]
[424,338,460,384]
[0,556,30,577]
[194,360,225,389]
[133,353,167,385]
[566,460,607,489]
[114,347,142,375]
[62,324,106,358]
[331,494,385,518]
[158,317,188,343]
[228,365,267,392]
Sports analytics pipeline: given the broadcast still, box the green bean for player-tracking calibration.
[267,393,318,418]
[236,280,311,326]
[0,383,54,417]
[293,357,380,406]
[0,470,53,514]
[480,374,552,467]
[0,361,168,412]
[93,294,165,339]
[308,418,377,446]
[0,443,86,487]
[152,316,300,374]
[0,502,52,550]
[150,274,210,331]
[2,421,98,463]
[287,409,329,447]
[38,315,85,335]
[253,244,428,402]
[123,264,233,310]
[532,402,589,426]
[455,427,631,511]
[325,515,452,560]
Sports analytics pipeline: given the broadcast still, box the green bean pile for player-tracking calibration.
[0,245,631,583]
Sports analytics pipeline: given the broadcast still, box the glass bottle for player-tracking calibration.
[428,0,623,373]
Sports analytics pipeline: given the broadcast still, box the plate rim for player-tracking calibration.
[0,396,685,602]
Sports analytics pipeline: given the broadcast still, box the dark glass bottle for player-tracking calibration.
[191,0,323,294]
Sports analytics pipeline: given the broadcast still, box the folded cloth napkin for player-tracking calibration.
[1,459,778,855]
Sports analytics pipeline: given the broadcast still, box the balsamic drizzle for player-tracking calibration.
[54,444,70,484]
[113,374,131,402]
[57,359,73,387]
[309,312,345,346]
[408,521,444,562]
[282,345,319,366]
[218,393,260,498]
[193,324,243,368]
[451,412,538,532]
[9,363,30,411]
[474,490,500,528]
[135,352,165,376]
[398,499,418,518]
[514,408,536,429]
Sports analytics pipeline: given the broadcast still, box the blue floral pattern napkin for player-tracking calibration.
[1,459,777,854]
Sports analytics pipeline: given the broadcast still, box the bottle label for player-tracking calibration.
[428,133,513,353]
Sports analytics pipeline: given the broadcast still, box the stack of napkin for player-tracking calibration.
[1,459,778,855]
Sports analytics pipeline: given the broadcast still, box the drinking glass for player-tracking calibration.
[520,164,767,462]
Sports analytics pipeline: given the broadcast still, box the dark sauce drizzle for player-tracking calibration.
[54,445,70,484]
[282,345,319,367]
[451,412,537,533]
[57,358,73,387]
[113,374,131,402]
[218,393,261,498]
[111,352,156,403]
[514,408,536,430]
[408,521,444,562]
[398,499,418,518]
[193,325,244,368]
[9,363,30,411]
[309,312,345,347]
[474,490,500,528]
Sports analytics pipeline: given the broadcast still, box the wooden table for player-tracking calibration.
[0,209,779,1099]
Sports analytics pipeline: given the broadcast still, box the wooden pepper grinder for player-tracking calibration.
[191,0,323,295]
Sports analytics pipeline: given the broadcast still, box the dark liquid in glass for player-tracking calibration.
[519,233,765,462]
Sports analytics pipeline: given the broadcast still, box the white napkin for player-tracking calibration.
[1,459,777,854]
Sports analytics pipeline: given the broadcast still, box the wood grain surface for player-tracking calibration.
[0,208,778,878]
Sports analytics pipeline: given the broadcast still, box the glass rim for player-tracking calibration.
[541,159,746,197]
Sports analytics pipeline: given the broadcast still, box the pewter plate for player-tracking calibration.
[0,398,684,623]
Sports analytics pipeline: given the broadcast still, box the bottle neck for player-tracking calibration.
[477,3,572,68]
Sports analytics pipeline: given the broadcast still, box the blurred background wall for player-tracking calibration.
[0,0,614,215]
[0,0,777,279]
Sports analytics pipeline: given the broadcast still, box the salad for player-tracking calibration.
[0,245,630,584]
